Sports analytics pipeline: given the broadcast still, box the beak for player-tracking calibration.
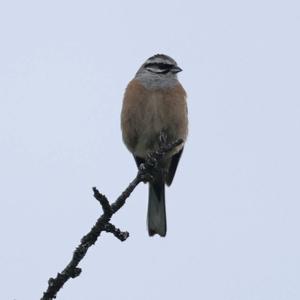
[172,66,183,73]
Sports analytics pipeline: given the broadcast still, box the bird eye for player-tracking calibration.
[158,63,172,70]
[144,62,173,74]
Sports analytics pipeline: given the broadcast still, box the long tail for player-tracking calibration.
[147,174,166,237]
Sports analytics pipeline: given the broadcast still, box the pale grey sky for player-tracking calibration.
[1,1,300,299]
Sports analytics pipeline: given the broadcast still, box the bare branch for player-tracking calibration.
[41,136,183,300]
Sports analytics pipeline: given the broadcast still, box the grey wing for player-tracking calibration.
[165,147,184,186]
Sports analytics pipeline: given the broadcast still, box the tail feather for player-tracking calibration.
[147,178,166,237]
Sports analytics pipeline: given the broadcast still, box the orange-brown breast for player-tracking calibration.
[121,79,188,158]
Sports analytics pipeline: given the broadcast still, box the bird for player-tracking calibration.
[121,54,188,237]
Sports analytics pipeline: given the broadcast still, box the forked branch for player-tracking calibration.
[41,135,183,300]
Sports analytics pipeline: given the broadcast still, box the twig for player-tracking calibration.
[41,136,183,300]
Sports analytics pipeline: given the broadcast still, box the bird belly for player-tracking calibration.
[134,94,182,158]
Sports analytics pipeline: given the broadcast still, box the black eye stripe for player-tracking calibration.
[144,62,173,70]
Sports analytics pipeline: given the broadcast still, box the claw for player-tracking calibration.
[140,173,154,183]
[159,131,167,145]
[139,163,147,171]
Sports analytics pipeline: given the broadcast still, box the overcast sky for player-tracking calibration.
[1,1,300,299]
